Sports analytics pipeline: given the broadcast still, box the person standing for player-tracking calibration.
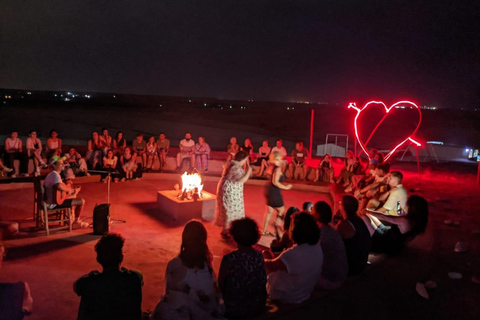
[4,131,28,177]
[215,151,252,238]
[176,132,195,171]
[262,152,292,237]
[194,136,211,173]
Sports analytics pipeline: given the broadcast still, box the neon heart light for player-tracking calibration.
[348,100,422,162]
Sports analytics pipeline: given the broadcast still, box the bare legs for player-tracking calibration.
[262,205,285,237]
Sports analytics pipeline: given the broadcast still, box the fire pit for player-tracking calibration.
[157,172,216,221]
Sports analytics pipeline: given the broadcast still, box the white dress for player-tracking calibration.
[214,161,246,230]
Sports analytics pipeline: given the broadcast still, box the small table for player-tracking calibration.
[157,190,216,221]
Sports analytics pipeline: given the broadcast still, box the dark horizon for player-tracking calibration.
[1,1,479,108]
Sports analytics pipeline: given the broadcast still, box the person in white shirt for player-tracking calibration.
[366,171,408,216]
[4,131,28,177]
[267,139,287,173]
[263,212,323,304]
[26,130,47,176]
[44,158,88,228]
[176,133,195,171]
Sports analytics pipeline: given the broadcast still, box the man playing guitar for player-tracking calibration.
[44,157,89,228]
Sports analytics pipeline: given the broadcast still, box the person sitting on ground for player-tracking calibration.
[335,150,355,184]
[132,133,147,168]
[362,195,429,255]
[86,131,103,169]
[121,147,138,181]
[74,233,143,320]
[313,202,348,290]
[253,140,271,177]
[336,195,371,276]
[176,132,195,171]
[314,153,334,183]
[64,147,89,176]
[365,171,407,216]
[113,131,127,157]
[264,212,323,304]
[46,129,62,159]
[0,242,33,319]
[357,163,391,211]
[269,206,299,253]
[44,157,88,228]
[226,137,240,161]
[101,149,121,183]
[260,139,287,175]
[26,130,47,176]
[303,201,313,213]
[99,128,113,155]
[156,132,170,172]
[0,158,13,174]
[240,138,254,162]
[146,136,158,172]
[288,141,309,180]
[344,156,364,192]
[4,131,29,178]
[151,220,224,320]
[194,136,211,173]
[218,218,267,320]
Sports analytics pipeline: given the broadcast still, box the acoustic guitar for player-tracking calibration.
[53,183,80,205]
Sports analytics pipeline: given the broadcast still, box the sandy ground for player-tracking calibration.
[1,163,480,320]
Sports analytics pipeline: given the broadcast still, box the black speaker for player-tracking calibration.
[93,204,110,235]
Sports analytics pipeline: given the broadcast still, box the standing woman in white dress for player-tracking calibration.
[215,151,252,239]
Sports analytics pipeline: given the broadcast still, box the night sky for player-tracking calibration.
[1,0,479,107]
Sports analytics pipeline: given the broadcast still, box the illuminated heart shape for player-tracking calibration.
[348,100,422,161]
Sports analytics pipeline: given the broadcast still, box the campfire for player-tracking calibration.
[175,172,204,201]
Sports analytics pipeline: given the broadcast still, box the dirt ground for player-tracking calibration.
[1,162,479,320]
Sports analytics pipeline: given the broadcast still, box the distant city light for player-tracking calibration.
[427,141,444,145]
[26,92,31,95]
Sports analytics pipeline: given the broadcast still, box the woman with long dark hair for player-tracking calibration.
[151,220,224,320]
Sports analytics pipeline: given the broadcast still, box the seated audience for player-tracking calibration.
[74,233,143,320]
[264,212,323,304]
[101,150,121,183]
[357,163,390,211]
[240,138,254,161]
[363,195,429,255]
[303,201,313,213]
[176,132,195,171]
[4,131,28,177]
[261,139,287,175]
[218,218,267,320]
[132,133,147,168]
[86,131,103,169]
[121,147,139,181]
[46,129,62,159]
[314,153,334,183]
[194,136,211,173]
[270,206,299,252]
[344,156,364,192]
[146,136,158,171]
[113,131,127,157]
[156,132,170,171]
[227,137,240,160]
[99,128,113,155]
[151,220,224,319]
[64,147,89,176]
[336,150,354,184]
[26,130,47,176]
[0,242,33,319]
[288,142,308,180]
[313,202,348,290]
[253,140,271,177]
[44,157,88,228]
[336,196,371,276]
[366,171,407,215]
